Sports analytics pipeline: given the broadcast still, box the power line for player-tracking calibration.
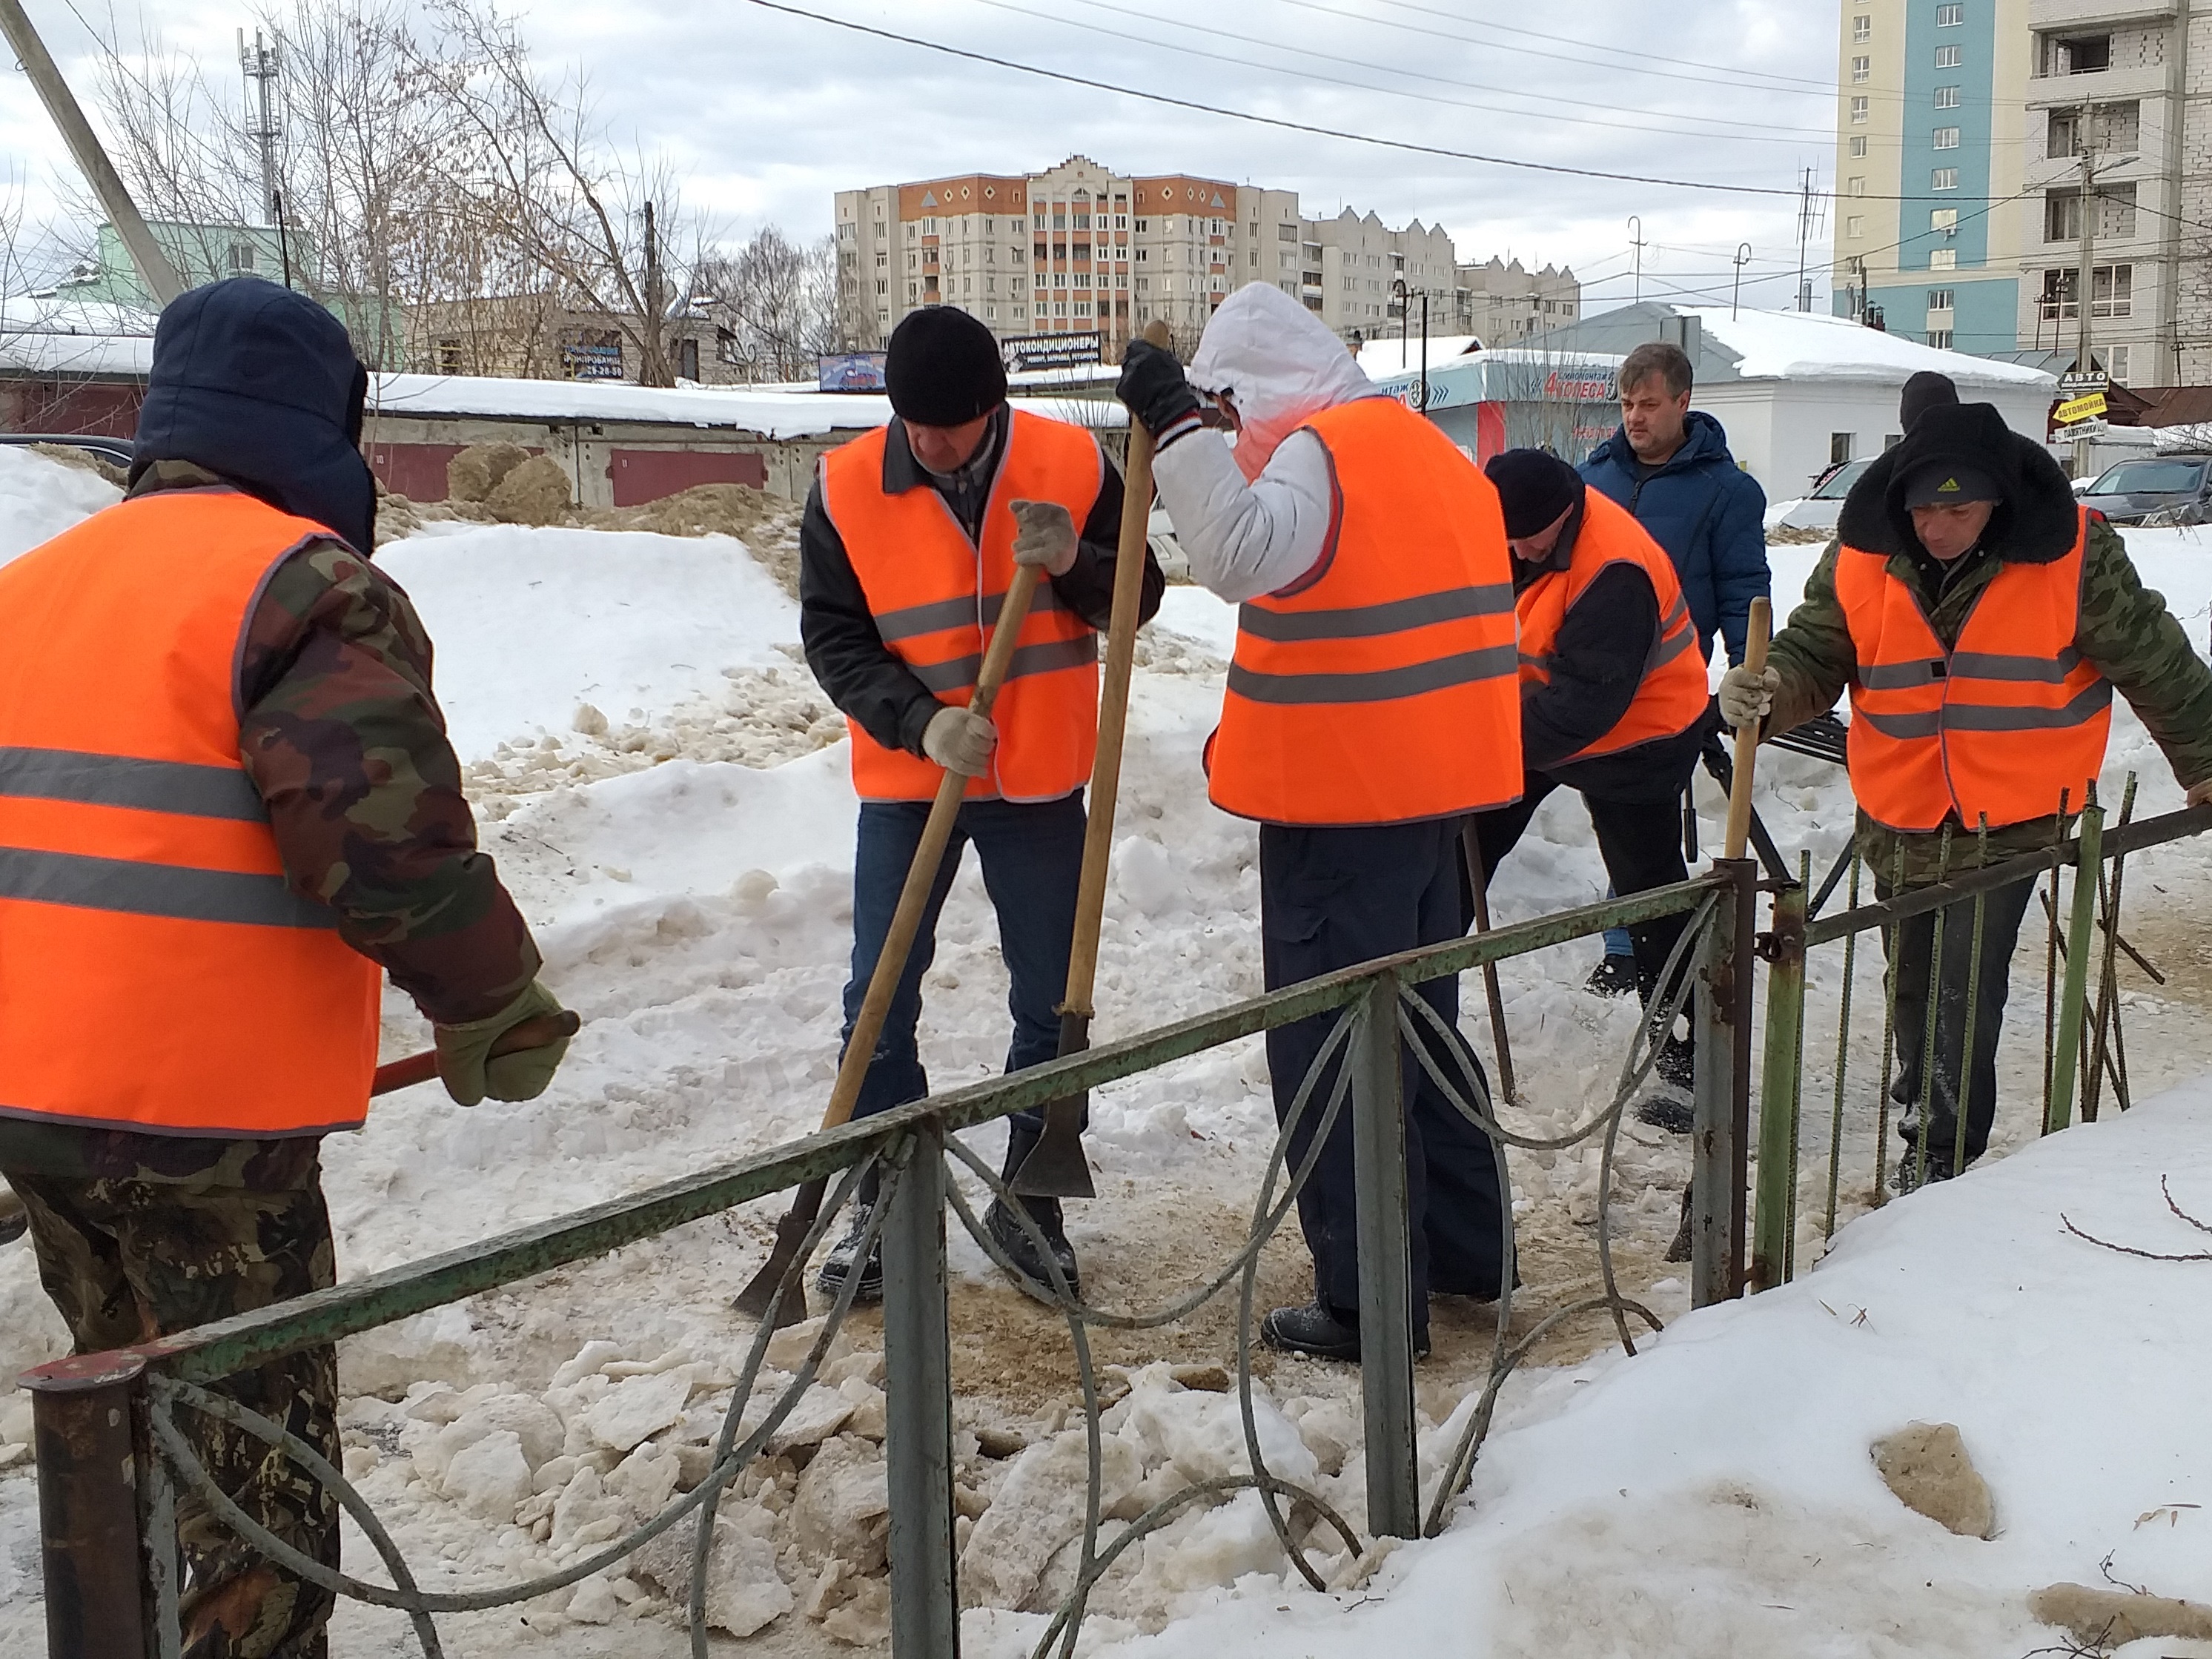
[1007,0,1835,142]
[746,0,1839,200]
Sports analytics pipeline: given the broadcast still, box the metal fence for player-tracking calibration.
[1747,789,2209,1294]
[22,861,1768,1659]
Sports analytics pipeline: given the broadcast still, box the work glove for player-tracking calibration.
[922,704,996,777]
[1718,663,1780,732]
[435,980,573,1107]
[1116,337,1201,439]
[1009,498,1079,576]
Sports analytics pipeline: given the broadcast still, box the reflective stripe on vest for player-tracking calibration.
[821,411,1105,803]
[1835,505,2110,833]
[1514,489,1711,764]
[0,490,382,1136]
[1208,397,1523,827]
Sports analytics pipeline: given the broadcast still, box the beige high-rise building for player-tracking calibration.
[834,157,1475,358]
[1453,256,1583,343]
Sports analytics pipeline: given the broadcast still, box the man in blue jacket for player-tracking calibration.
[1578,340,1769,1004]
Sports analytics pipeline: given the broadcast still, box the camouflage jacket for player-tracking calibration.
[0,464,537,1179]
[1767,514,2212,885]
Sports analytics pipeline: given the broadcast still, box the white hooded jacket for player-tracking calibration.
[1152,282,1384,603]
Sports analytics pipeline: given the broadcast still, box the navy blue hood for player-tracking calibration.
[132,277,374,553]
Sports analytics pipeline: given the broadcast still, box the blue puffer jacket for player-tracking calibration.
[1580,410,1769,666]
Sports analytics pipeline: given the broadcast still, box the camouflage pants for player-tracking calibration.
[6,1141,339,1659]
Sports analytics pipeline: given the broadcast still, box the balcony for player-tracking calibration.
[2029,0,2173,27]
[2026,62,2169,106]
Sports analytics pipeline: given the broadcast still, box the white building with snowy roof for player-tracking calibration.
[1520,301,2058,501]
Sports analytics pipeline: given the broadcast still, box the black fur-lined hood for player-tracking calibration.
[1835,400,2079,565]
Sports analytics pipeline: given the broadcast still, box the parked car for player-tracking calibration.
[1766,456,1875,534]
[2078,454,2212,526]
[0,432,133,470]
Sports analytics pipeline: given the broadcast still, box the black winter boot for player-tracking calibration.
[987,1196,1081,1300]
[815,1202,884,1305]
[1261,1301,1430,1362]
[1584,953,1640,999]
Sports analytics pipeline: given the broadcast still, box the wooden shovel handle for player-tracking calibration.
[372,1010,582,1097]
[1722,597,1772,864]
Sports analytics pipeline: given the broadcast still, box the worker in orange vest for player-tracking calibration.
[0,278,569,1656]
[1119,282,1518,1361]
[1725,399,2212,1185]
[801,307,1162,1301]
[1473,450,1713,1128]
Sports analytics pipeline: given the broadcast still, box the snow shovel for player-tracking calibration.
[734,560,1048,1325]
[1013,319,1174,1201]
[371,1010,583,1096]
[1457,828,1520,1107]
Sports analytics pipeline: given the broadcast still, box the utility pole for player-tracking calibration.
[641,198,668,386]
[1627,215,1646,305]
[1795,168,1815,312]
[1732,242,1752,320]
[239,29,280,228]
[0,0,182,304]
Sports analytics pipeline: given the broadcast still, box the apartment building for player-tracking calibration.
[833,158,1491,356]
[1453,256,1583,342]
[1832,0,2211,385]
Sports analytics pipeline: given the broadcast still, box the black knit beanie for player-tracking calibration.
[1485,448,1586,538]
[1900,370,1959,432]
[885,308,1007,425]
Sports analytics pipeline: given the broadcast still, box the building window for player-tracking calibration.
[1932,208,1959,234]
[437,337,463,374]
[1927,288,1955,311]
[1831,432,1855,466]
[1848,176,1867,196]
[1853,13,1870,42]
[1850,136,1869,158]
[1934,85,1960,108]
[227,242,256,272]
[1852,55,1871,82]
[1926,329,1953,348]
[2108,344,2131,383]
[2047,185,2137,242]
[1847,215,1866,239]
[1851,96,1870,123]
[1933,167,1959,190]
[2041,32,2110,75]
[1276,221,1297,241]
[1935,44,1961,67]
[1933,127,1961,149]
[1930,248,1958,269]
[1935,4,1962,24]
[676,337,700,380]
[2092,262,2134,317]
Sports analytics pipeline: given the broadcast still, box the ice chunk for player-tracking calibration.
[789,1433,891,1574]
[582,1371,691,1452]
[959,1427,1141,1612]
[443,1430,532,1521]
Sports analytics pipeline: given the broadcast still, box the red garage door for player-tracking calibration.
[368,443,468,503]
[609,448,766,506]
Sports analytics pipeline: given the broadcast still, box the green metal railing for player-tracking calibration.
[23,866,1755,1659]
[1747,792,2209,1293]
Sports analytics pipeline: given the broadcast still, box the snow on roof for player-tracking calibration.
[1355,334,1486,381]
[0,328,154,377]
[366,373,1125,436]
[1682,308,2056,388]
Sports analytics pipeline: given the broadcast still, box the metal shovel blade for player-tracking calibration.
[1010,1096,1096,1198]
[731,1180,822,1328]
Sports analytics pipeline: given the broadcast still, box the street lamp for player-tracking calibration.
[1391,276,1429,411]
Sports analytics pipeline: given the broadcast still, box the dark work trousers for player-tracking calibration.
[841,792,1087,1188]
[1262,817,1506,1339]
[1468,772,1694,1006]
[1881,872,2039,1168]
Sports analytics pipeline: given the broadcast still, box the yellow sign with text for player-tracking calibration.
[2056,391,2108,426]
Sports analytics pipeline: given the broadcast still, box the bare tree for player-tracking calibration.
[695,225,839,382]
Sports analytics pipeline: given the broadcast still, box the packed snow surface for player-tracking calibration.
[0,441,122,563]
[4,446,2212,1657]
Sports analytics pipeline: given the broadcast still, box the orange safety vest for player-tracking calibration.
[1516,489,1709,764]
[821,411,1104,803]
[0,489,382,1136]
[1208,397,1523,827]
[1835,506,2110,833]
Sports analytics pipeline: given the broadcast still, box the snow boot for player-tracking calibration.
[1889,1148,1955,1195]
[987,1195,1082,1300]
[815,1202,884,1305]
[1261,1300,1431,1362]
[1583,952,1641,999]
[1633,1037,1697,1134]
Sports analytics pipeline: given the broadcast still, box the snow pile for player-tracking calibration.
[1115,1082,2212,1659]
[0,441,122,563]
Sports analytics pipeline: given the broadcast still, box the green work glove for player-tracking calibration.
[435,980,573,1107]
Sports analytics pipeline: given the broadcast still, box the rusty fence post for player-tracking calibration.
[1751,872,1807,1293]
[24,1350,159,1659]
[1692,860,1756,1307]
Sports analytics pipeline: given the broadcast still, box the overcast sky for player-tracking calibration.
[1,0,1843,314]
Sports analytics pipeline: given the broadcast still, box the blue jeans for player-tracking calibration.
[841,793,1087,1140]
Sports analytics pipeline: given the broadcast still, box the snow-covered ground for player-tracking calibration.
[2,443,2211,1656]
